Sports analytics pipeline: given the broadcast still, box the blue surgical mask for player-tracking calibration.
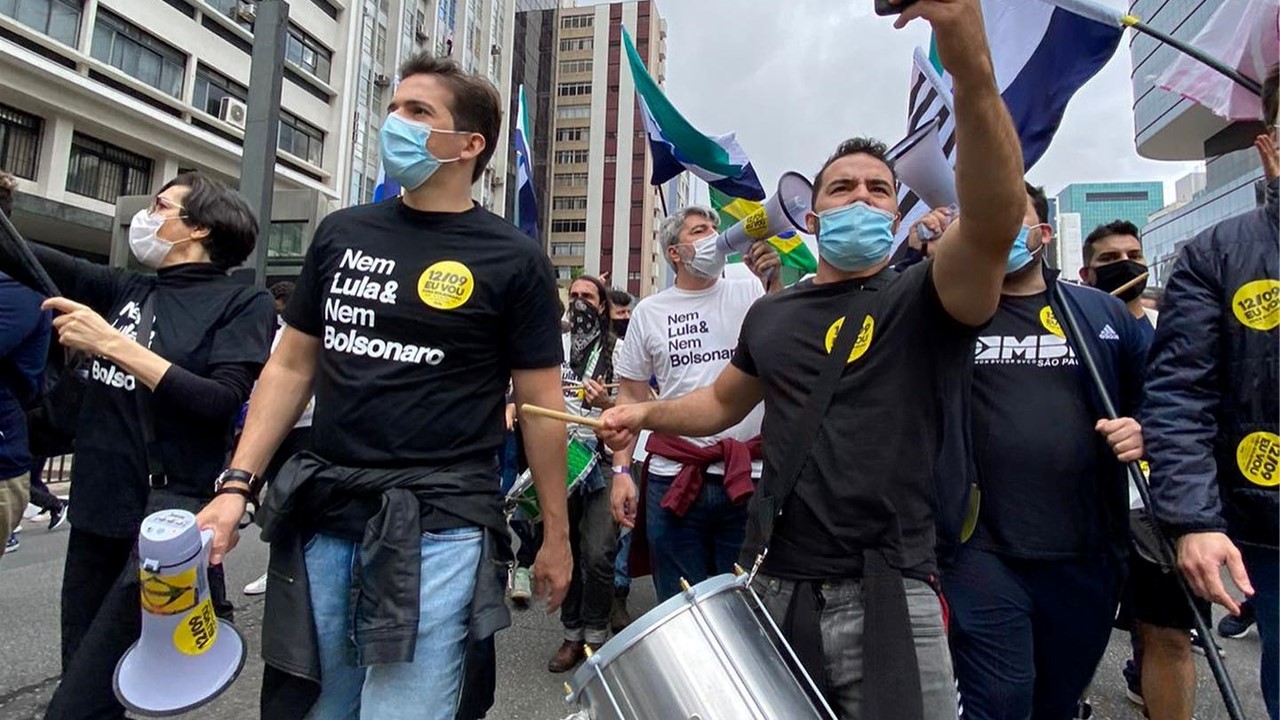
[379,113,464,190]
[1006,225,1044,275]
[816,202,896,272]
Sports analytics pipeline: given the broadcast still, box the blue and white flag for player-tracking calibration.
[513,84,539,239]
[372,163,401,203]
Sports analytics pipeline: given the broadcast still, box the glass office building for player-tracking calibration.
[1056,182,1165,266]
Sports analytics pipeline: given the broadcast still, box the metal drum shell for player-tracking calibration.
[566,574,827,720]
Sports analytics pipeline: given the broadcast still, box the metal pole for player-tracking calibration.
[1124,16,1263,98]
[1051,281,1247,720]
[241,0,289,286]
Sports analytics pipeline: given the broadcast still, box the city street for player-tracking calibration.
[1,504,1269,720]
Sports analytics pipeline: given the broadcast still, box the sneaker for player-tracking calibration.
[1074,698,1093,720]
[12,523,20,533]
[47,503,67,531]
[243,572,268,596]
[1191,628,1226,658]
[509,567,532,607]
[1124,664,1145,707]
[1217,602,1256,639]
[5,532,18,553]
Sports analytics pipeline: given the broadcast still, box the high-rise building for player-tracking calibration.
[1057,212,1083,280]
[0,0,353,274]
[1055,181,1164,274]
[1044,195,1060,269]
[1130,0,1267,288]
[504,0,558,235]
[346,0,515,212]
[511,0,668,298]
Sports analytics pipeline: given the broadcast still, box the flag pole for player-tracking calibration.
[1121,14,1263,97]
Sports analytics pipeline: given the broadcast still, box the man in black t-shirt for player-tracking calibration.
[198,55,571,719]
[942,184,1149,720]
[599,1,1027,716]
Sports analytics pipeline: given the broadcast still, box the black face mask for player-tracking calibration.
[611,318,629,339]
[1093,260,1148,302]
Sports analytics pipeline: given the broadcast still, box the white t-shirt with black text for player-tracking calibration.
[616,278,765,478]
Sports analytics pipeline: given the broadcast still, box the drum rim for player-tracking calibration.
[566,573,749,701]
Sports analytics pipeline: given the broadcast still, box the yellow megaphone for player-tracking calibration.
[715,172,814,256]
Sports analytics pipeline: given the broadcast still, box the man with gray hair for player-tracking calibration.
[609,205,780,601]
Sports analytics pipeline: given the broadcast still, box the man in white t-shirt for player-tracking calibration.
[611,205,780,601]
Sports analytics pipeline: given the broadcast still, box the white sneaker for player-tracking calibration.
[243,572,268,595]
[23,503,41,520]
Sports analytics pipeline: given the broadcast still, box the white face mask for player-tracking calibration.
[681,234,725,279]
[128,209,187,269]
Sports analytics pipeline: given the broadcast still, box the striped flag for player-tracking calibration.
[709,187,818,274]
[513,84,539,239]
[622,27,766,201]
[893,48,956,250]
[1157,0,1278,122]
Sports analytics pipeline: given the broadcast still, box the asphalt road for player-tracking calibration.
[0,517,1268,720]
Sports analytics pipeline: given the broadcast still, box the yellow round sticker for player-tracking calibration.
[173,598,219,655]
[824,315,875,364]
[743,209,770,240]
[139,566,198,616]
[418,261,474,310]
[1231,280,1280,332]
[1040,306,1064,338]
[1236,431,1280,488]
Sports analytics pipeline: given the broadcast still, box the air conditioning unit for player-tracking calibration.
[414,22,428,42]
[233,1,256,22]
[373,74,392,88]
[218,96,248,129]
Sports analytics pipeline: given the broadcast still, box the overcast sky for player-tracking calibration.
[590,0,1203,205]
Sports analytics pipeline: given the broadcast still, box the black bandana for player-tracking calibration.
[569,298,604,378]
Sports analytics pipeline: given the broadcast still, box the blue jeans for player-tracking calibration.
[646,472,750,602]
[615,529,632,590]
[1243,545,1279,720]
[303,528,483,720]
[945,547,1122,720]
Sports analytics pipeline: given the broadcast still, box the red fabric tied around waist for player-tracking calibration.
[645,433,762,516]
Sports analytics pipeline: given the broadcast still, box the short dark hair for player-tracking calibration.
[608,288,632,308]
[812,137,897,207]
[1083,220,1142,266]
[1025,182,1050,225]
[0,171,15,218]
[160,172,258,271]
[1264,65,1279,127]
[399,53,502,183]
[269,280,296,303]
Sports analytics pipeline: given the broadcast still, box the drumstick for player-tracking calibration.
[1109,271,1149,298]
[520,403,604,429]
[562,382,621,390]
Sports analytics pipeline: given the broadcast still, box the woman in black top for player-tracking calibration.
[18,173,275,720]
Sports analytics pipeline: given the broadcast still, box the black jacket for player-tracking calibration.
[1142,179,1279,549]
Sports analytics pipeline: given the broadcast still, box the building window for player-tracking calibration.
[559,59,592,75]
[628,271,641,281]
[286,24,332,83]
[554,265,583,281]
[0,103,42,180]
[552,196,587,211]
[558,82,592,97]
[267,221,307,259]
[278,110,324,166]
[193,64,247,117]
[1084,190,1150,203]
[555,127,588,143]
[555,150,589,165]
[554,172,589,187]
[560,14,592,29]
[551,242,585,256]
[556,105,590,120]
[0,0,81,46]
[91,10,186,98]
[551,219,587,233]
[558,37,592,52]
[66,132,153,203]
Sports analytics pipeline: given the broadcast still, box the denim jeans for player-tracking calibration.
[1242,545,1279,720]
[752,573,958,720]
[303,528,482,720]
[561,473,617,644]
[646,472,750,602]
[615,529,632,590]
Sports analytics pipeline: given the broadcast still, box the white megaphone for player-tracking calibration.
[888,118,958,211]
[715,171,814,256]
[114,509,246,716]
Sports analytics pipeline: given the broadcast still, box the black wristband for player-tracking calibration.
[214,485,255,504]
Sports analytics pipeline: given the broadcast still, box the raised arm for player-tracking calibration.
[906,0,1025,326]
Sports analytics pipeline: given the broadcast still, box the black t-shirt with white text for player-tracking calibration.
[968,292,1104,558]
[285,200,562,470]
[732,261,978,579]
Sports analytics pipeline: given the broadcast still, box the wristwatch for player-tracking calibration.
[611,465,631,476]
[214,468,264,502]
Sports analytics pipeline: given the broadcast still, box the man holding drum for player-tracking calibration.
[597,0,1025,716]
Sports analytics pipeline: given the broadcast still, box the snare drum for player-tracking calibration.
[505,437,599,522]
[566,573,836,720]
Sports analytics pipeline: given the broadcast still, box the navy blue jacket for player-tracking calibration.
[1142,179,1279,549]
[0,272,51,478]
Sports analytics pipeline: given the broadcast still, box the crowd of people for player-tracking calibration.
[0,0,1275,719]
